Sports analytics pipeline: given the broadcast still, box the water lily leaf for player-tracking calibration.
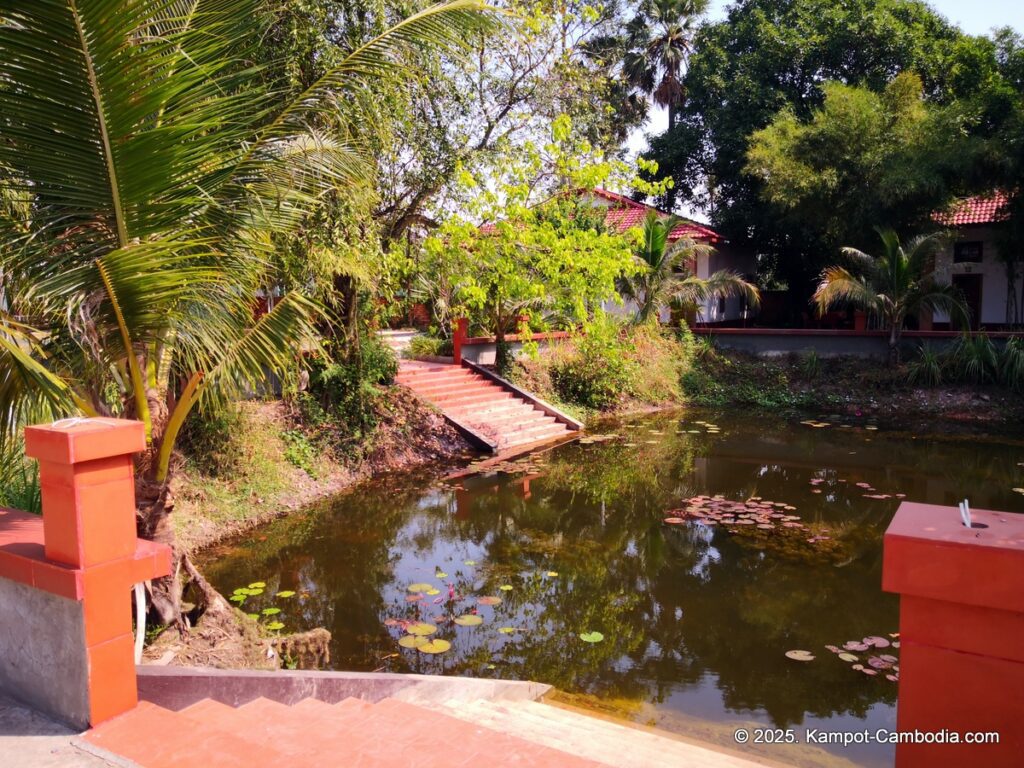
[486,664,497,670]
[247,613,259,620]
[405,595,423,603]
[454,615,483,626]
[399,635,428,649]
[499,584,513,591]
[498,627,517,634]
[229,595,247,603]
[579,631,604,643]
[464,560,477,566]
[785,650,815,661]
[886,674,899,682]
[407,622,437,636]
[838,653,859,663]
[261,607,281,616]
[246,588,264,596]
[418,639,451,654]
[275,591,295,598]
[266,621,285,631]
[663,517,685,525]
[435,571,448,579]
[408,583,433,593]
[232,588,248,595]
[546,571,559,577]
[477,596,502,606]
[864,636,890,648]
[425,588,441,596]
[248,582,266,589]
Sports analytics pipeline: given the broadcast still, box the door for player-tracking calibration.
[952,274,983,330]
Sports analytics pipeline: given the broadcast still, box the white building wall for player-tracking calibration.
[932,225,1022,326]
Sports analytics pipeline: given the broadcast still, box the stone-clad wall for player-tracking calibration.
[0,577,89,728]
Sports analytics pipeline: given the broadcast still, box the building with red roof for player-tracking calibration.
[928,191,1019,329]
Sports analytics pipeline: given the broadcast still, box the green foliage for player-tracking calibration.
[999,337,1024,391]
[550,315,637,411]
[282,430,319,478]
[814,228,968,363]
[179,405,247,479]
[681,348,817,411]
[644,0,1003,292]
[406,335,452,359]
[906,344,943,387]
[0,440,41,514]
[798,350,822,381]
[950,333,998,384]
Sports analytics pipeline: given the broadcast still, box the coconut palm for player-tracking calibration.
[814,227,969,364]
[0,0,496,624]
[623,0,709,129]
[617,212,760,325]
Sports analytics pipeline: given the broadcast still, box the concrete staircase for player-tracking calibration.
[435,698,768,768]
[83,696,604,768]
[397,360,575,452]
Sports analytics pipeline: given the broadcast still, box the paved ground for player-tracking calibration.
[0,696,125,768]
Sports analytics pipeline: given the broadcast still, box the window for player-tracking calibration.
[954,241,983,263]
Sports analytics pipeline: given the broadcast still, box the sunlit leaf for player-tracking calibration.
[418,639,451,654]
[408,583,433,592]
[248,582,266,589]
[399,635,428,649]
[275,591,296,598]
[407,622,437,636]
[261,607,281,616]
[477,596,502,606]
[266,621,285,631]
[579,631,604,643]
[454,614,483,626]
[785,650,815,661]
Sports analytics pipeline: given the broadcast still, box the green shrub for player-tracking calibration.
[407,335,452,359]
[179,404,246,477]
[999,337,1024,391]
[307,331,398,433]
[550,314,636,410]
[907,344,943,387]
[0,440,41,514]
[281,429,318,477]
[950,333,998,384]
[798,349,822,381]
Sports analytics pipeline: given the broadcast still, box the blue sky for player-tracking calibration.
[705,0,1023,37]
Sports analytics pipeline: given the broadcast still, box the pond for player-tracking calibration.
[200,411,1024,768]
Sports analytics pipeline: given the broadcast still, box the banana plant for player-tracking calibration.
[0,0,498,624]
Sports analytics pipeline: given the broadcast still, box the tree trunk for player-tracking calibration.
[888,325,901,366]
[135,475,185,629]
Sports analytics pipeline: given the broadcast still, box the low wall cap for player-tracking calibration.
[25,418,147,465]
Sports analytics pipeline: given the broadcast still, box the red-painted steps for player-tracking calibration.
[83,696,604,768]
[397,360,576,452]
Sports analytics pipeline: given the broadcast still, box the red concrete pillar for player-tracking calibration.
[24,418,168,726]
[453,317,469,365]
[854,310,868,331]
[883,502,1024,767]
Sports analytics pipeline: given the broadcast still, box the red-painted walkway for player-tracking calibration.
[397,361,573,451]
[84,696,603,768]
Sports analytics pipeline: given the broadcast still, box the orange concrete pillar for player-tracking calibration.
[883,502,1024,767]
[23,418,168,726]
[453,317,469,365]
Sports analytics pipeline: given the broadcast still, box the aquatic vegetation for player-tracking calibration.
[579,631,605,643]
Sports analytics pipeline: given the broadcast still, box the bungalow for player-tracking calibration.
[930,191,1022,330]
[585,189,758,325]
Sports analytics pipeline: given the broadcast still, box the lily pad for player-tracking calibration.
[785,650,815,662]
[498,627,517,634]
[435,571,448,579]
[246,588,264,596]
[247,613,259,620]
[407,622,437,636]
[464,560,477,566]
[405,594,423,603]
[248,582,266,589]
[864,636,890,648]
[265,621,285,631]
[275,590,296,598]
[408,583,433,593]
[261,607,281,616]
[417,639,451,654]
[477,596,502,606]
[498,584,513,591]
[579,631,605,643]
[546,571,559,577]
[454,614,483,626]
[838,652,860,663]
[425,588,441,596]
[229,595,247,603]
[398,635,429,649]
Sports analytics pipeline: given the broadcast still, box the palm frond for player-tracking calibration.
[813,266,881,315]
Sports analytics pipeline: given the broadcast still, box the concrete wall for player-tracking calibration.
[933,225,1023,326]
[691,329,1017,360]
[696,244,759,324]
[0,577,89,729]
[460,335,571,366]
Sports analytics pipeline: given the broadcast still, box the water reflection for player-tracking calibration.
[201,412,1024,768]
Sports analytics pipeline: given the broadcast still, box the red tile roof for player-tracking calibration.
[933,191,1010,226]
[478,189,721,242]
[589,189,720,242]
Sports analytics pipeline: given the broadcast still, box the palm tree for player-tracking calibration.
[623,0,709,130]
[617,212,760,325]
[0,0,496,625]
[814,227,969,364]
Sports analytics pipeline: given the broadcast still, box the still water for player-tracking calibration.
[200,411,1024,767]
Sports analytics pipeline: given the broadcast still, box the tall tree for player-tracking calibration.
[0,0,495,625]
[643,0,996,306]
[623,0,709,130]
